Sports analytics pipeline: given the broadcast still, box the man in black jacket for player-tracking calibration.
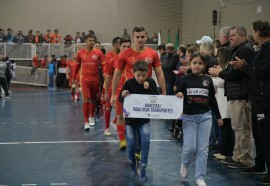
[161,43,179,95]
[209,26,255,169]
[229,20,270,185]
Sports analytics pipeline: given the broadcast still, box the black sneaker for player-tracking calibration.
[221,157,237,165]
[241,166,267,175]
[259,174,270,185]
[228,162,251,169]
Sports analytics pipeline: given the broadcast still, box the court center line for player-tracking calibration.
[0,139,176,145]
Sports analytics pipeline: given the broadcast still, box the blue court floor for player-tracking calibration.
[0,85,263,186]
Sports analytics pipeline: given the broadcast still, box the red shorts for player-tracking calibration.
[115,93,123,115]
[69,74,80,87]
[81,80,100,100]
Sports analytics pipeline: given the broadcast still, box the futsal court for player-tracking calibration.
[0,86,261,186]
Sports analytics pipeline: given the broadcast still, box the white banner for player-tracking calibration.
[123,94,183,119]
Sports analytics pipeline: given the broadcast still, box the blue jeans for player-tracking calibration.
[48,73,54,88]
[181,111,212,180]
[209,111,222,147]
[166,83,174,95]
[126,123,150,167]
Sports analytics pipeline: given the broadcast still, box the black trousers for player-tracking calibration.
[257,102,270,171]
[251,103,266,169]
[220,118,234,156]
[0,77,9,97]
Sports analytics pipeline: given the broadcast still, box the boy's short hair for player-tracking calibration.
[133,60,148,72]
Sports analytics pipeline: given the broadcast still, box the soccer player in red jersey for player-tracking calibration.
[103,37,121,136]
[66,52,80,101]
[73,34,105,131]
[31,51,39,75]
[111,26,166,149]
[106,38,131,149]
[40,55,48,69]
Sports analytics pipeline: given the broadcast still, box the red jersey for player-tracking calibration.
[76,48,105,82]
[59,59,67,68]
[40,59,47,68]
[105,51,118,76]
[32,56,39,68]
[116,47,161,80]
[67,60,77,73]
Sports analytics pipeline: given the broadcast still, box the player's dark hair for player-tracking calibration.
[120,37,131,45]
[133,60,148,72]
[132,26,145,34]
[85,34,94,40]
[112,37,121,45]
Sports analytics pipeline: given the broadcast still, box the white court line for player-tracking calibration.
[51,183,66,186]
[22,184,37,186]
[0,139,175,145]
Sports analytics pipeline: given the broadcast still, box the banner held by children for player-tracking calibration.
[123,94,183,119]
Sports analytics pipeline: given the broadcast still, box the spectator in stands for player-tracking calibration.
[4,56,12,89]
[40,55,48,69]
[145,32,151,44]
[88,30,97,41]
[0,55,10,99]
[161,43,178,95]
[209,26,255,169]
[151,33,158,44]
[35,31,44,44]
[75,32,82,43]
[0,29,7,42]
[15,30,25,44]
[81,32,86,43]
[6,28,15,43]
[52,29,61,43]
[156,44,166,59]
[48,55,57,90]
[26,29,35,43]
[11,60,16,79]
[63,34,74,45]
[44,29,53,43]
[176,45,186,70]
[122,28,131,40]
[31,52,39,75]
[219,26,230,48]
[56,55,68,88]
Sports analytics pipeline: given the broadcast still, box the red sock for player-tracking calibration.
[117,124,125,141]
[112,116,117,124]
[89,103,95,118]
[83,102,90,123]
[105,110,110,129]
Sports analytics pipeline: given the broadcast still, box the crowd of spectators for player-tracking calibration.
[0,28,98,45]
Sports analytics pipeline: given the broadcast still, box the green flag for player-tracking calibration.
[174,29,179,49]
[167,29,171,43]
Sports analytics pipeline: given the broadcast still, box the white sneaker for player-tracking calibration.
[215,154,228,160]
[213,153,221,157]
[104,129,111,136]
[89,117,95,126]
[84,123,90,131]
[180,164,188,178]
[196,179,207,186]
